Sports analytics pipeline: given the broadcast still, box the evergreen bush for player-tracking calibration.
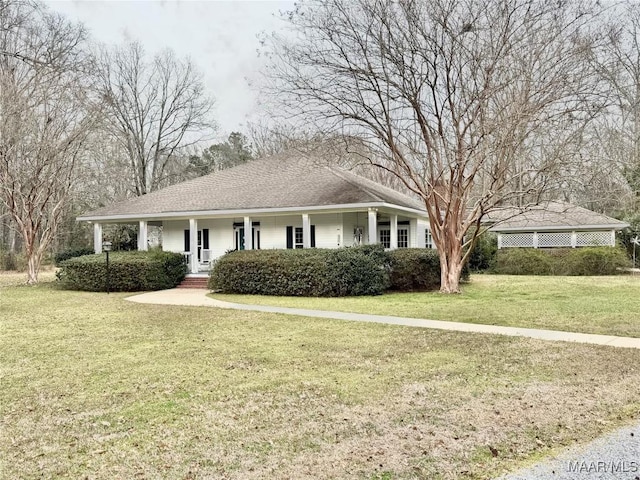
[387,248,442,291]
[210,245,474,296]
[209,245,389,296]
[54,247,95,266]
[561,247,630,275]
[467,232,498,272]
[495,247,629,275]
[56,250,187,292]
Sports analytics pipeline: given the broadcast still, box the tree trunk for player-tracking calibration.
[26,252,39,285]
[440,260,463,293]
[438,227,464,294]
[23,236,41,284]
[9,226,16,253]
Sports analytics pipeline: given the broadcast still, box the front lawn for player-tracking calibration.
[212,275,640,338]
[1,280,639,479]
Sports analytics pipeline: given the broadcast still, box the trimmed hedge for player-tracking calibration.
[56,250,187,292]
[210,246,470,296]
[388,248,441,291]
[54,247,95,266]
[495,247,630,276]
[387,248,470,291]
[209,245,390,296]
[561,247,631,275]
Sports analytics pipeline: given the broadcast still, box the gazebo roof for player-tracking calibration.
[486,201,629,232]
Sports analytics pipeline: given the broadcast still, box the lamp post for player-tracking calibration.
[102,241,112,294]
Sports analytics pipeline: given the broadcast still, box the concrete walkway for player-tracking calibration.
[126,288,640,350]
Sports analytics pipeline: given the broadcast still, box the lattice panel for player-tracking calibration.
[500,233,534,248]
[538,232,572,247]
[576,231,612,247]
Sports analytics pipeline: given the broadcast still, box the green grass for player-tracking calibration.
[0,267,56,287]
[212,274,640,338]
[1,279,639,478]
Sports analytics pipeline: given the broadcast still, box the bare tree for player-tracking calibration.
[591,4,640,211]
[0,0,94,284]
[95,41,215,196]
[248,119,404,190]
[265,0,606,293]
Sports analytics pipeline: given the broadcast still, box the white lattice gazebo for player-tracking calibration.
[486,202,629,249]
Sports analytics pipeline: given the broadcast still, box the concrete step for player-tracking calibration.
[177,277,209,289]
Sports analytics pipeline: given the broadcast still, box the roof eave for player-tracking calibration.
[489,223,629,232]
[77,202,428,223]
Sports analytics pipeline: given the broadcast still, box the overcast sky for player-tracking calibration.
[45,0,296,140]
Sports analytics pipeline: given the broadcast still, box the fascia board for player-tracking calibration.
[77,202,428,223]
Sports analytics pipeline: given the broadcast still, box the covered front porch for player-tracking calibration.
[91,207,428,274]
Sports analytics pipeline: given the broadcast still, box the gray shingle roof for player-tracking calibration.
[79,156,425,220]
[487,201,629,231]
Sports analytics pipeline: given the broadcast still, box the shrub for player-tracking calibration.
[54,247,95,266]
[495,247,629,275]
[210,246,476,296]
[495,248,554,275]
[561,247,630,275]
[467,232,498,272]
[387,248,471,291]
[56,250,187,292]
[388,248,441,291]
[326,245,391,296]
[209,245,389,296]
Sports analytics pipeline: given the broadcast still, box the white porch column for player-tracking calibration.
[390,214,398,250]
[302,214,311,249]
[93,223,103,254]
[189,218,198,274]
[244,216,252,250]
[533,232,539,249]
[409,219,418,248]
[138,220,148,251]
[367,208,377,244]
[497,233,503,249]
[610,230,616,246]
[571,231,577,248]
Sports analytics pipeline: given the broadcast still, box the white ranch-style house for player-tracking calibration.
[79,156,629,274]
[79,157,433,274]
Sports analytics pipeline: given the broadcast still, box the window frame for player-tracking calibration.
[294,227,304,249]
[378,228,391,248]
[425,230,435,249]
[397,227,409,248]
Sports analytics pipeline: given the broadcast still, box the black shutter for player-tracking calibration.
[286,226,293,249]
[202,229,209,249]
[184,229,190,252]
[311,225,316,248]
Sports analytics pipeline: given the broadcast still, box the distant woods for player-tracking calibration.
[0,0,220,280]
[187,132,254,176]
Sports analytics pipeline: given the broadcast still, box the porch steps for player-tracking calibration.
[177,276,209,289]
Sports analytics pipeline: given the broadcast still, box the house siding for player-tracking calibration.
[162,220,189,253]
[342,211,369,246]
[417,219,429,248]
[161,213,356,261]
